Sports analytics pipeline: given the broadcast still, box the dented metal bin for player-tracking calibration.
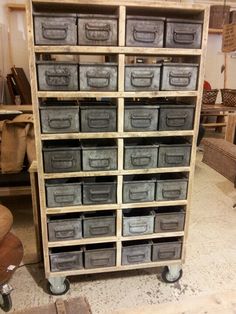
[37,62,78,91]
[83,181,116,204]
[122,241,152,265]
[152,238,182,261]
[43,145,81,173]
[161,63,198,91]
[83,212,116,238]
[84,243,116,269]
[124,143,158,169]
[40,106,80,133]
[82,143,117,171]
[158,143,191,168]
[125,64,161,91]
[34,13,77,45]
[123,210,154,236]
[126,16,165,47]
[159,104,195,131]
[46,182,82,208]
[123,179,155,203]
[50,247,83,272]
[166,18,203,49]
[48,216,82,242]
[79,63,118,91]
[80,106,116,132]
[156,178,188,201]
[78,14,118,46]
[154,209,185,233]
[124,105,159,132]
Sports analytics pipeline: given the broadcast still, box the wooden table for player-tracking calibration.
[201,104,236,133]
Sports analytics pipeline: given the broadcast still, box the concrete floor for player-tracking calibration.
[1,151,236,313]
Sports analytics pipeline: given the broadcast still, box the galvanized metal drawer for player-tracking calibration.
[46,181,82,208]
[83,212,116,238]
[161,63,198,91]
[154,209,185,233]
[124,143,158,169]
[123,179,155,203]
[43,144,81,173]
[37,62,78,91]
[48,215,82,242]
[158,143,191,168]
[34,13,77,45]
[81,142,117,171]
[126,16,165,47]
[125,64,161,91]
[40,106,80,133]
[50,247,83,272]
[159,104,195,131]
[123,209,154,236]
[152,238,182,261]
[83,181,117,204]
[78,14,118,46]
[122,240,152,265]
[80,105,116,132]
[166,18,203,49]
[84,243,116,269]
[124,105,159,132]
[79,63,118,91]
[156,178,188,201]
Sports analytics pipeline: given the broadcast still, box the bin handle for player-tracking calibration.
[169,71,192,87]
[85,23,111,41]
[54,226,76,239]
[56,256,77,270]
[54,193,76,204]
[130,114,152,128]
[131,155,152,167]
[86,71,110,88]
[89,157,110,169]
[87,114,110,128]
[160,221,179,230]
[164,153,184,165]
[129,223,148,234]
[51,155,74,169]
[48,117,72,129]
[90,257,110,267]
[166,113,188,127]
[173,29,196,44]
[89,225,110,236]
[89,188,110,201]
[127,253,146,263]
[131,71,154,87]
[42,23,68,40]
[129,190,148,201]
[158,250,176,260]
[45,70,71,86]
[162,188,181,199]
[133,25,158,43]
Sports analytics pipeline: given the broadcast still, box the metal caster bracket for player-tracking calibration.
[166,264,182,282]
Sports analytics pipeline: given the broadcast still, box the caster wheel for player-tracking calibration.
[0,293,12,312]
[161,266,183,283]
[47,278,70,296]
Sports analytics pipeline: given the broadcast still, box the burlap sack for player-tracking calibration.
[0,205,13,241]
[0,114,35,173]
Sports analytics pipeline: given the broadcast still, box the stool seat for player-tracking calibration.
[0,205,13,241]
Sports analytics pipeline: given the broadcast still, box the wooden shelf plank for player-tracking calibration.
[46,199,187,214]
[48,259,182,278]
[41,130,194,140]
[37,91,198,98]
[46,204,119,214]
[34,46,202,56]
[0,105,33,112]
[0,186,31,197]
[202,123,226,127]
[208,28,223,34]
[48,231,184,248]
[32,0,206,12]
[43,167,190,179]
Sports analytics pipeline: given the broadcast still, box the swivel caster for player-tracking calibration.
[47,277,70,295]
[0,284,13,312]
[161,265,183,283]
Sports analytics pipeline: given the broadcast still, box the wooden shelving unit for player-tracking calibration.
[26,0,209,290]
